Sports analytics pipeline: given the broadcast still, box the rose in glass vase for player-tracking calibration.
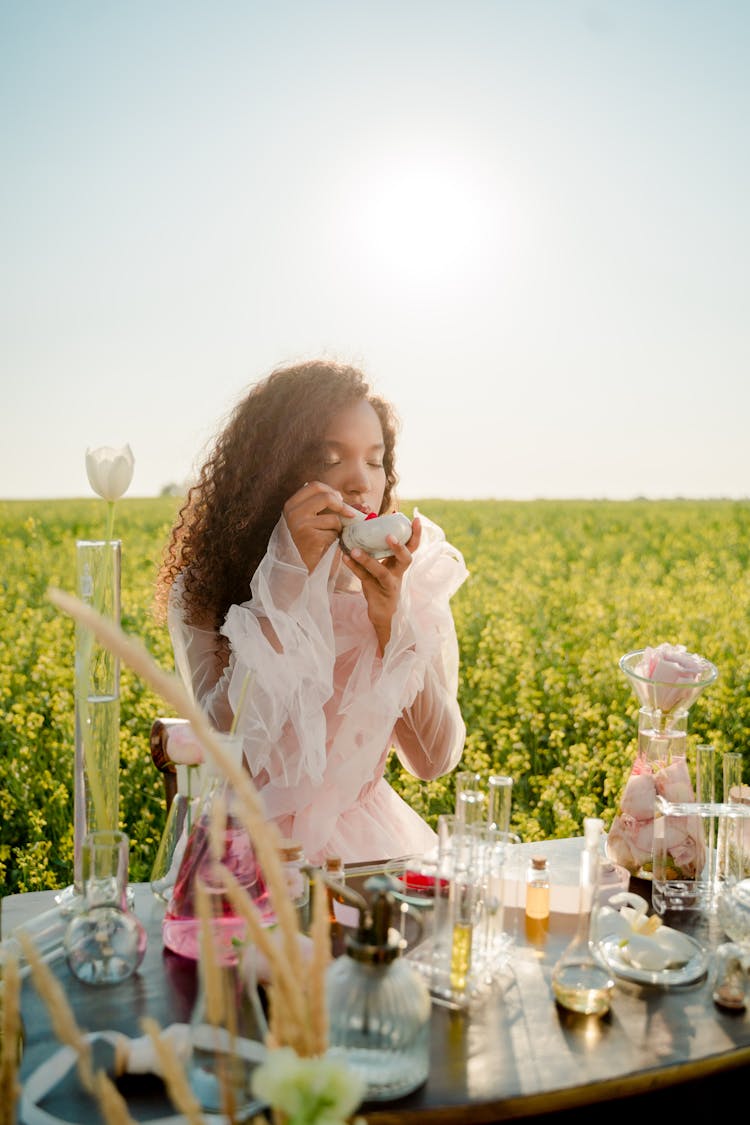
[605,643,718,879]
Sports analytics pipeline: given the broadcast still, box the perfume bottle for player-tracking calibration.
[551,818,614,1016]
[162,733,270,964]
[326,874,431,1101]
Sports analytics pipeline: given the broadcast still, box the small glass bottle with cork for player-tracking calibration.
[525,855,550,920]
[277,837,310,932]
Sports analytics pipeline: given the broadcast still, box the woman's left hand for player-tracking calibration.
[342,515,422,654]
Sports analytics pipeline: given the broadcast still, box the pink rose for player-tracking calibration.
[662,814,706,878]
[654,757,695,803]
[604,822,634,869]
[620,771,657,820]
[607,807,656,873]
[635,643,714,713]
[626,817,656,865]
[166,723,205,766]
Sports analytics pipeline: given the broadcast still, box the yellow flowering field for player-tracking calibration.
[1,497,748,897]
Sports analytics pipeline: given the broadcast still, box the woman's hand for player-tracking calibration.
[342,515,422,654]
[283,482,359,574]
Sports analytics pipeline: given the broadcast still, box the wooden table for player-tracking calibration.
[4,840,750,1123]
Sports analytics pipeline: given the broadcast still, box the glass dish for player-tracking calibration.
[595,933,709,987]
[383,856,446,909]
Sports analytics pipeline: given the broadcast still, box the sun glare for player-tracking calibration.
[345,153,505,289]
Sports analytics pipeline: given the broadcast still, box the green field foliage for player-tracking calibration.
[1,497,748,897]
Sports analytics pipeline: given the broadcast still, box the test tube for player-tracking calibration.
[487,775,513,834]
[455,771,486,826]
[720,751,746,882]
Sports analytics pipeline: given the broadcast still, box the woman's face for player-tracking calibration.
[318,399,388,516]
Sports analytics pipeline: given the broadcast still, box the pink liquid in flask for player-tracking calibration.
[162,812,273,964]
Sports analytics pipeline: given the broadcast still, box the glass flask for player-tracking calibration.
[150,761,205,903]
[64,831,147,986]
[326,874,431,1101]
[551,818,614,1016]
[162,734,271,964]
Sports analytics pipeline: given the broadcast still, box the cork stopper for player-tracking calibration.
[531,856,547,870]
[278,838,304,863]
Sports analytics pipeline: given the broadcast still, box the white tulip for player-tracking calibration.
[86,444,135,502]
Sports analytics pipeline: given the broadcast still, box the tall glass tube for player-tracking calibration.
[73,540,121,894]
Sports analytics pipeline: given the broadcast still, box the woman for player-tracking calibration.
[156,359,468,863]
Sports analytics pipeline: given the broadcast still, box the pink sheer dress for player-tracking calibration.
[168,511,468,864]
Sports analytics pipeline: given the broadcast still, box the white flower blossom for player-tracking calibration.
[86,444,135,502]
[251,1047,366,1125]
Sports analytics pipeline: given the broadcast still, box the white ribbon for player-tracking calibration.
[20,1027,269,1125]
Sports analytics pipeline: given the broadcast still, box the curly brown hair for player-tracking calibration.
[155,360,400,630]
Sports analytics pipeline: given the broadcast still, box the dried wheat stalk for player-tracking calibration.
[47,586,330,1058]
[141,1017,206,1125]
[308,865,332,1056]
[92,1071,139,1125]
[0,951,21,1125]
[16,931,93,1091]
[217,867,307,1036]
[195,879,224,1028]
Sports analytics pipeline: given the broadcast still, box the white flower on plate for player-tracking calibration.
[594,891,696,971]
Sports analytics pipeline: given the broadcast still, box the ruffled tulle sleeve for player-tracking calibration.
[219,510,468,809]
[379,510,468,778]
[167,575,235,732]
[220,517,338,788]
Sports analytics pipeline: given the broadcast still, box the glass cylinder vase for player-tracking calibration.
[605,707,691,879]
[73,539,121,895]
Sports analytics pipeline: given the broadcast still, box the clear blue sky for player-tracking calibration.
[2,1,748,500]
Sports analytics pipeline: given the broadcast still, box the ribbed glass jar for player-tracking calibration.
[326,955,431,1101]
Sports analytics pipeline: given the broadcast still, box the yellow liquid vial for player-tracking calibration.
[525,883,550,920]
[449,922,473,991]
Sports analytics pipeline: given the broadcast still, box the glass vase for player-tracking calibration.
[606,648,718,880]
[606,708,690,879]
[73,539,122,895]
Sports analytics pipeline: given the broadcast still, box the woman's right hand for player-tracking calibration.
[283,482,359,574]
